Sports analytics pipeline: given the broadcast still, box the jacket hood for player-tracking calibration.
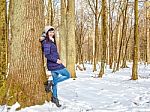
[44,26,54,34]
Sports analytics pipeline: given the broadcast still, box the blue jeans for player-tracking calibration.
[51,68,70,98]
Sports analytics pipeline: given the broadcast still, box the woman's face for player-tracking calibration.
[48,31,55,37]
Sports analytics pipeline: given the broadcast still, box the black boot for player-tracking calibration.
[51,97,61,107]
[44,80,53,93]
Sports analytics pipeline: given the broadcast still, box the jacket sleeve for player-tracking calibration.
[43,42,57,63]
[39,32,46,42]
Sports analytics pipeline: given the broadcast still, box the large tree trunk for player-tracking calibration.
[99,0,107,78]
[4,0,49,107]
[132,0,138,80]
[0,0,7,88]
[66,0,76,78]
[60,0,67,66]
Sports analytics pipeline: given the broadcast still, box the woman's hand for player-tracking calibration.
[39,36,45,41]
[57,59,62,64]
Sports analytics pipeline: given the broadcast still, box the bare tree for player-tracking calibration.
[66,0,76,78]
[98,0,107,77]
[132,0,139,80]
[87,0,101,72]
[116,0,129,71]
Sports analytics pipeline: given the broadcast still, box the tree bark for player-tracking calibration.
[146,1,150,64]
[116,0,128,71]
[99,0,107,78]
[47,0,53,25]
[0,0,7,87]
[93,0,99,72]
[4,0,49,107]
[132,0,138,80]
[112,23,120,72]
[108,0,113,69]
[60,0,67,66]
[121,0,129,68]
[66,0,76,78]
[0,0,7,104]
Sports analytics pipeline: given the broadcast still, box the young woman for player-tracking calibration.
[40,26,70,107]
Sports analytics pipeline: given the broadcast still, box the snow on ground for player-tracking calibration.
[0,63,150,112]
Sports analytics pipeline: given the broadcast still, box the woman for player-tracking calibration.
[40,26,70,107]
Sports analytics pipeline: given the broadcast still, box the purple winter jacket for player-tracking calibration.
[42,40,65,71]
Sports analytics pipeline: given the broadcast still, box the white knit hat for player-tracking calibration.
[44,26,54,34]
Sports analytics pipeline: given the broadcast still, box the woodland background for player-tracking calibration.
[0,0,150,108]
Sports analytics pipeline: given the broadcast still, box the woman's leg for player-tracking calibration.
[51,68,70,98]
[51,68,70,107]
[51,72,59,98]
[56,68,70,83]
